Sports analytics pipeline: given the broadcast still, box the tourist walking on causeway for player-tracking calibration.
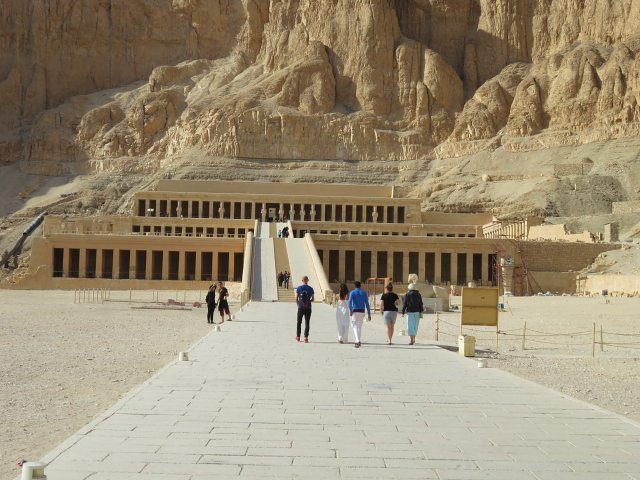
[295,276,314,343]
[277,271,284,287]
[205,284,217,324]
[402,280,424,345]
[335,283,350,344]
[283,271,290,289]
[217,281,231,323]
[348,281,371,348]
[380,283,400,345]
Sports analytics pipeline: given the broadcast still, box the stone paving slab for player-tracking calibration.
[33,302,640,479]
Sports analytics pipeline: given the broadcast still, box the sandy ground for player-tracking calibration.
[0,290,236,480]
[415,296,640,423]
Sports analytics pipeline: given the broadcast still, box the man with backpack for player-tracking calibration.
[295,275,315,343]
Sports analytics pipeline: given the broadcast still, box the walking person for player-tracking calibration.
[217,281,231,323]
[205,284,217,324]
[380,283,400,344]
[283,271,290,289]
[348,281,371,348]
[295,276,314,343]
[402,281,424,345]
[277,271,284,287]
[335,283,350,344]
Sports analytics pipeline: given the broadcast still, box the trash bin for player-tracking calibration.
[458,335,476,357]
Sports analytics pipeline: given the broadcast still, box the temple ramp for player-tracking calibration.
[284,238,326,302]
[251,238,278,301]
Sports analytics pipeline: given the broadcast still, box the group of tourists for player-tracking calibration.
[204,282,231,324]
[277,226,290,238]
[295,276,424,347]
[277,271,291,288]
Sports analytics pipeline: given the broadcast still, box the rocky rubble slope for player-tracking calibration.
[0,0,639,212]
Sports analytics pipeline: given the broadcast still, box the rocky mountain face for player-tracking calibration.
[1,0,639,184]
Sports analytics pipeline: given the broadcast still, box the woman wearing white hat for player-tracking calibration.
[402,276,424,345]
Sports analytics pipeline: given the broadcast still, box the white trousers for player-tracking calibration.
[351,312,366,343]
[336,306,350,341]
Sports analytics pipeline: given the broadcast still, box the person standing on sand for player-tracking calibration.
[205,284,217,324]
[402,282,424,345]
[335,283,350,344]
[380,283,400,345]
[348,281,371,348]
[295,276,314,343]
[218,281,231,323]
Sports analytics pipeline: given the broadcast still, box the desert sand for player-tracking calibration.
[0,290,234,480]
[428,296,640,423]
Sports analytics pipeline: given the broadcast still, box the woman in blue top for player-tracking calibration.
[347,280,371,348]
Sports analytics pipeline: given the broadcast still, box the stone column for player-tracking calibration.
[481,253,489,286]
[240,202,246,220]
[371,251,378,278]
[466,253,474,285]
[418,251,426,283]
[79,249,87,278]
[338,250,345,282]
[96,249,103,279]
[501,256,515,296]
[387,251,393,281]
[261,207,267,222]
[113,249,120,279]
[212,251,219,281]
[299,206,306,221]
[130,250,137,280]
[451,253,458,285]
[162,250,169,281]
[228,252,235,281]
[383,206,388,223]
[178,251,185,281]
[434,252,442,284]
[187,201,193,218]
[219,205,226,220]
[331,204,336,222]
[146,250,153,280]
[402,252,409,282]
[354,248,362,281]
[195,251,202,282]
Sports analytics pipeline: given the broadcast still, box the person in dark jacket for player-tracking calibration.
[205,284,217,324]
[218,281,231,323]
[402,282,423,345]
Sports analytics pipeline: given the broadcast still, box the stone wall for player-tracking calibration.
[612,201,640,214]
[516,242,620,273]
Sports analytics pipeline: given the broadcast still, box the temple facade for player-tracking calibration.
[18,181,618,297]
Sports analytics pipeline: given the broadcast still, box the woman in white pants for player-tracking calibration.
[335,284,350,343]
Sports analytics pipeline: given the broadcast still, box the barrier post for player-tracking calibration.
[129,288,132,303]
[600,325,604,352]
[435,312,439,341]
[592,322,596,357]
[522,322,527,350]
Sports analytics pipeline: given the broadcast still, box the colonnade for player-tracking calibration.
[132,224,249,238]
[316,248,496,286]
[52,247,243,282]
[136,198,408,224]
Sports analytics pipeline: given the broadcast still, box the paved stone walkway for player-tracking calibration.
[40,302,640,479]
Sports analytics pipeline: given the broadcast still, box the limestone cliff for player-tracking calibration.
[1,0,639,178]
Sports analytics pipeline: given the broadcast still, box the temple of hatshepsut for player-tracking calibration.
[18,181,619,300]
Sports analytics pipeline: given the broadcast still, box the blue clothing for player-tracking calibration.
[407,312,421,336]
[295,284,315,308]
[348,288,371,316]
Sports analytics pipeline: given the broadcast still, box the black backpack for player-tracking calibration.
[406,290,423,312]
[298,289,312,309]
